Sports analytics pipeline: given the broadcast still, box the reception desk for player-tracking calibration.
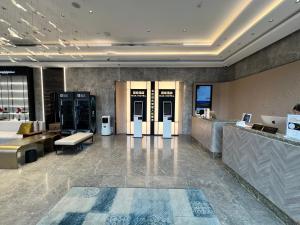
[191,117,235,156]
[223,125,300,224]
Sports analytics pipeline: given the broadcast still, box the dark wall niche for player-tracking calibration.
[43,68,64,128]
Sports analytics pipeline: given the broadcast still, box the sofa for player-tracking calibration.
[0,121,45,144]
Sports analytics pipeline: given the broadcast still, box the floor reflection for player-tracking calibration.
[126,136,178,177]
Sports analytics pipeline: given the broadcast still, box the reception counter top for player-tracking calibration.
[191,117,235,156]
[223,125,300,224]
[232,124,300,147]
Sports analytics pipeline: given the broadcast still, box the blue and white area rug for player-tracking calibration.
[37,187,220,225]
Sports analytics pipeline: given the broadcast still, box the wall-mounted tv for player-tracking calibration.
[195,85,213,114]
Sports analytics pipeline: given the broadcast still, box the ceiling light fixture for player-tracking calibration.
[0,18,10,26]
[31,35,42,43]
[89,10,93,14]
[268,19,274,22]
[11,0,27,11]
[8,56,16,63]
[41,44,49,50]
[26,55,38,62]
[25,48,35,55]
[296,0,300,3]
[8,27,23,39]
[0,37,10,42]
[182,28,187,32]
[35,30,46,37]
[58,38,66,47]
[48,21,57,29]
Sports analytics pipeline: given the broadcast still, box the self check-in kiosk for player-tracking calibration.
[133,101,143,138]
[163,101,172,139]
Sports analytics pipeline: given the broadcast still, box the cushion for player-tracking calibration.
[55,132,93,146]
[17,122,33,134]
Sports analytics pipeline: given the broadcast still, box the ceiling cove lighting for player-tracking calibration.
[184,0,252,46]
[11,0,27,12]
[0,0,287,59]
[216,0,284,54]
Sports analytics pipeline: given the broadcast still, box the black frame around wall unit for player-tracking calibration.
[0,67,35,121]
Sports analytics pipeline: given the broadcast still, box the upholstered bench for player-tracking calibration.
[54,132,94,154]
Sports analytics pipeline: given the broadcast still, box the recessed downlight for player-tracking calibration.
[89,10,93,14]
[296,0,300,3]
[182,28,187,32]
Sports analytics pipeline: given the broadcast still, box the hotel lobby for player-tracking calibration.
[0,0,300,225]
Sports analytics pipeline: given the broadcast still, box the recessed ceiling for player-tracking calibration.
[0,0,299,67]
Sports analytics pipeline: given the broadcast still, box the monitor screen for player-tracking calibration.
[134,101,143,116]
[242,113,252,123]
[163,101,172,116]
[195,85,212,112]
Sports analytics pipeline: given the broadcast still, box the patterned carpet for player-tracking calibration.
[37,187,220,225]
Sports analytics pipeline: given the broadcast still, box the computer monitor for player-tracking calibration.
[163,101,172,116]
[261,115,286,134]
[134,101,143,116]
[242,113,252,123]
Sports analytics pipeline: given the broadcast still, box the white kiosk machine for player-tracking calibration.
[101,116,111,135]
[163,101,172,139]
[133,101,143,138]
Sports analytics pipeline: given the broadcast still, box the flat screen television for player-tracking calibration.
[195,85,212,113]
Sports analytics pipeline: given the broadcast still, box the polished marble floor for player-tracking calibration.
[0,135,284,225]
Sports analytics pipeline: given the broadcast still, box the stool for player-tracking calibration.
[25,150,37,163]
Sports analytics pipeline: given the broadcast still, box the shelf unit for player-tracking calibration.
[0,67,35,121]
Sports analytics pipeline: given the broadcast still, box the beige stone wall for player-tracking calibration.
[215,60,300,123]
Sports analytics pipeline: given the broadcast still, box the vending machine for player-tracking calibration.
[58,92,76,135]
[74,92,97,133]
